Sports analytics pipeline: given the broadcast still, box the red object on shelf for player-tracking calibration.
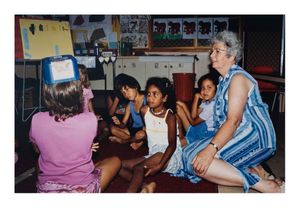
[173,73,196,102]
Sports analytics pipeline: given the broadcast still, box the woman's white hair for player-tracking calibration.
[212,31,243,63]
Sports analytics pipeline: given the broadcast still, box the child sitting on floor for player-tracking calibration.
[109,75,146,150]
[78,64,98,115]
[176,73,219,146]
[118,77,183,192]
[79,64,109,142]
[29,56,121,193]
[106,73,129,122]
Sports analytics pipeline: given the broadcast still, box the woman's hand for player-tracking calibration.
[91,142,99,152]
[144,164,162,177]
[191,145,216,176]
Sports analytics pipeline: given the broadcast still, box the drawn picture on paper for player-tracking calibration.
[183,18,197,39]
[51,59,75,81]
[197,18,213,39]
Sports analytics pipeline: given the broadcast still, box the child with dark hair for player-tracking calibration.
[176,73,218,146]
[118,77,183,193]
[79,64,109,142]
[78,64,97,115]
[108,75,146,150]
[29,57,120,193]
[106,73,129,122]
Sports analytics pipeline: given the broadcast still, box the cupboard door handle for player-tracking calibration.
[123,65,126,68]
[170,65,173,68]
[164,65,167,68]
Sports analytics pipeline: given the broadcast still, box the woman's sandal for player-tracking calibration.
[259,163,285,192]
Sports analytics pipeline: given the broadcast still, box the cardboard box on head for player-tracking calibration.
[42,55,79,85]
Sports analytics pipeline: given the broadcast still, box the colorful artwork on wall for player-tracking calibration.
[120,15,149,48]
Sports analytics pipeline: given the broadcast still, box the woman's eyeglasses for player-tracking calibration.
[208,48,227,55]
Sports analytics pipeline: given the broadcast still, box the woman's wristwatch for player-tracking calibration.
[209,142,219,151]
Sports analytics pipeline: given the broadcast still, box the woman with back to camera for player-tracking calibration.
[177,31,283,192]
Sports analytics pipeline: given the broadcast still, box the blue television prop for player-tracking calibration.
[42,55,79,85]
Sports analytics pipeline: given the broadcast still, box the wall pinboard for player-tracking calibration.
[19,18,74,59]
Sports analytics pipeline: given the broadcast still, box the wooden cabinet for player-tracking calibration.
[167,62,194,81]
[119,58,146,90]
[141,56,194,83]
[145,62,169,79]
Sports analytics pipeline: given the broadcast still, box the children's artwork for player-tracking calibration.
[167,18,182,39]
[213,17,229,34]
[182,18,197,39]
[69,15,112,43]
[153,18,168,40]
[108,32,118,49]
[51,59,75,81]
[120,15,149,48]
[197,18,213,39]
[19,19,74,59]
[75,56,96,68]
[120,16,130,33]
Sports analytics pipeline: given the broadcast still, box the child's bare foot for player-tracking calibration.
[140,182,156,193]
[130,141,144,150]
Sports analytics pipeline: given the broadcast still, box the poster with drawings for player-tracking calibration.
[120,15,149,48]
[120,15,130,33]
[153,18,168,35]
[213,17,229,34]
[166,18,182,36]
[197,18,213,39]
[69,15,112,42]
[183,18,197,39]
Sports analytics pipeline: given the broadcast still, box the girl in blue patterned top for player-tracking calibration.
[176,31,283,192]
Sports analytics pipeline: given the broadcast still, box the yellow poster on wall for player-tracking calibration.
[19,19,74,59]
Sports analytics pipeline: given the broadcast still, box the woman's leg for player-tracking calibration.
[197,158,281,193]
[95,156,121,191]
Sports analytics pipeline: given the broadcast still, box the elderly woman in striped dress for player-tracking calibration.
[175,31,283,192]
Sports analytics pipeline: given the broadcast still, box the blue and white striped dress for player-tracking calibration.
[174,65,276,192]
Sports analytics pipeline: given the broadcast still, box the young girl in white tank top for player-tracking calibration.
[118,77,183,193]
